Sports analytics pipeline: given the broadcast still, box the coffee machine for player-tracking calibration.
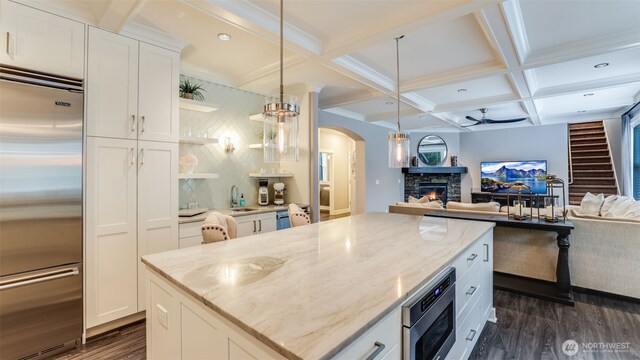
[258,179,269,206]
[273,182,285,205]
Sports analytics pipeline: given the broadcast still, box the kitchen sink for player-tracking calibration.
[230,208,258,212]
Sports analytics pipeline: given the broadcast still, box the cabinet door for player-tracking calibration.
[480,232,494,321]
[137,141,178,310]
[256,212,276,234]
[87,27,138,139]
[0,1,84,78]
[86,137,138,328]
[235,215,256,238]
[138,43,179,143]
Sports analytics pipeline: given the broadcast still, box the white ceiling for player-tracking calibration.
[30,0,640,133]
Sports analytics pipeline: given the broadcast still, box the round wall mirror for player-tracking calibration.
[417,135,447,166]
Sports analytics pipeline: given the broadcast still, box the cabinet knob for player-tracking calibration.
[466,329,477,342]
[466,286,477,296]
[467,253,478,261]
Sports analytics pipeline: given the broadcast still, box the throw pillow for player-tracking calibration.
[578,192,605,216]
[600,195,630,217]
[603,198,640,220]
[408,195,429,203]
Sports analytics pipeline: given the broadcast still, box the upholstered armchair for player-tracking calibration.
[201,212,238,244]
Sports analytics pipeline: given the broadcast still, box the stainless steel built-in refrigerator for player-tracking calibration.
[0,65,83,359]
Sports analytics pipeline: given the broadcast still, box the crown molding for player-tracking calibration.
[120,22,186,52]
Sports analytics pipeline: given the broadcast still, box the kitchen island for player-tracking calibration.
[142,212,495,360]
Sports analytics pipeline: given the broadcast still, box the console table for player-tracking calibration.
[424,210,575,306]
[471,192,558,208]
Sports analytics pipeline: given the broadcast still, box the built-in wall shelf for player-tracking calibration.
[249,114,263,122]
[179,136,219,145]
[179,173,220,180]
[179,98,218,113]
[249,172,293,178]
[248,143,263,149]
[402,167,468,175]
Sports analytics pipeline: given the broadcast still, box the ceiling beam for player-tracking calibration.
[98,0,146,33]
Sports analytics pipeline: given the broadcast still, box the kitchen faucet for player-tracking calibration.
[230,185,239,208]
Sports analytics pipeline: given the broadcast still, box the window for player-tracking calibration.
[634,122,640,200]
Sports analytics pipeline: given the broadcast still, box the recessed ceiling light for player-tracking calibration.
[385,101,394,105]
[457,88,468,92]
[594,63,609,68]
[583,93,594,97]
[217,33,232,41]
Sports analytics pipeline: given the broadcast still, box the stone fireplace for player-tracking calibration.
[404,173,462,204]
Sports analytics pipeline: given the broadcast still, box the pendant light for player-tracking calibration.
[263,0,299,163]
[388,35,410,168]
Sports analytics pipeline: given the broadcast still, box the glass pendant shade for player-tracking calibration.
[263,94,299,163]
[388,132,410,168]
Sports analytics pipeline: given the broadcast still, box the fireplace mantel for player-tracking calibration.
[402,167,468,175]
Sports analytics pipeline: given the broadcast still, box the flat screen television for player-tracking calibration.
[480,160,547,194]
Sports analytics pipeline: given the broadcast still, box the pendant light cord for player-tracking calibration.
[395,35,404,133]
[280,0,284,106]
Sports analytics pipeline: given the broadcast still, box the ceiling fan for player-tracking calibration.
[463,108,527,127]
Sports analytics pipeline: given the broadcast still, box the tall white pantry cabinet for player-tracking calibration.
[85,27,179,328]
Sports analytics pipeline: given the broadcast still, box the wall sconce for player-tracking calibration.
[224,137,235,153]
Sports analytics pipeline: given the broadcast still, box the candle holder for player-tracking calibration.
[543,175,566,223]
[507,181,532,220]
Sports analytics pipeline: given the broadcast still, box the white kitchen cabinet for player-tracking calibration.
[138,42,179,143]
[178,222,204,248]
[137,141,179,310]
[86,139,178,327]
[235,212,277,238]
[85,137,138,328]
[86,27,179,142]
[86,27,138,140]
[333,308,400,360]
[0,1,85,78]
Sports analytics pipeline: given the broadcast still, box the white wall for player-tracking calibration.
[409,132,461,166]
[318,111,404,212]
[459,124,569,203]
[603,118,623,191]
[319,128,352,212]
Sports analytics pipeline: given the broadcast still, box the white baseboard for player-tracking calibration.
[333,208,350,215]
[320,205,330,211]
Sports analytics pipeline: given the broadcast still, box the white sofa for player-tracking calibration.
[389,201,640,299]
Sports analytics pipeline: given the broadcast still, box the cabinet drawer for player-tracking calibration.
[451,239,483,281]
[179,222,203,238]
[455,256,483,321]
[179,235,203,249]
[455,296,481,360]
[333,308,400,360]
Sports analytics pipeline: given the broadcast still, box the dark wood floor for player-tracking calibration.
[470,290,640,360]
[319,211,350,222]
[55,290,639,360]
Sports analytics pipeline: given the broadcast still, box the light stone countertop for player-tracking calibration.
[178,203,309,224]
[143,212,494,359]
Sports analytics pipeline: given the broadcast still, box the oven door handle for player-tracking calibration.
[365,341,385,360]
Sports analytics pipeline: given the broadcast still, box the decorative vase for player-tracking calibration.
[450,155,458,167]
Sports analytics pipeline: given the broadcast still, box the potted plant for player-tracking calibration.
[179,79,206,101]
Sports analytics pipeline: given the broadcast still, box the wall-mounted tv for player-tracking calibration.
[481,160,547,194]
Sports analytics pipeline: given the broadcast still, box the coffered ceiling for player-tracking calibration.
[26,0,640,132]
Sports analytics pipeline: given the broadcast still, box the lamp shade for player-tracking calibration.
[263,94,299,163]
[388,132,410,168]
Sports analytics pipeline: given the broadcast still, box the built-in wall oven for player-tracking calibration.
[403,268,456,360]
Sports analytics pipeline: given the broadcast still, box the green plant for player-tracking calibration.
[179,79,206,101]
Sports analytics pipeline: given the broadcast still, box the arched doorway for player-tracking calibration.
[317,127,365,221]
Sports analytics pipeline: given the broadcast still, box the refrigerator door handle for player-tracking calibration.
[0,267,79,291]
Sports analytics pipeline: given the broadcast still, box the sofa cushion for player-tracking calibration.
[579,192,605,216]
[600,195,629,216]
[446,201,500,212]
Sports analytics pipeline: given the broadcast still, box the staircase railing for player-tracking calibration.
[602,122,621,194]
[568,124,574,185]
